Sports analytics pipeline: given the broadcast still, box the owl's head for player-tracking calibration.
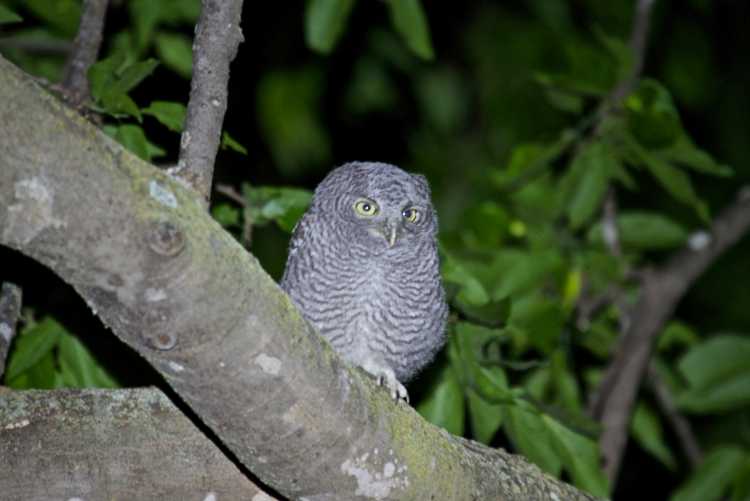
[312,162,438,251]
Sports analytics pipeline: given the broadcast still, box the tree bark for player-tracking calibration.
[0,55,597,500]
[0,388,271,499]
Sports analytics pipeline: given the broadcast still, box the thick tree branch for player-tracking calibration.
[0,56,597,500]
[0,282,22,380]
[61,0,109,107]
[173,0,245,207]
[591,189,750,482]
[0,388,274,499]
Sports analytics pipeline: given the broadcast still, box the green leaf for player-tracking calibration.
[631,403,678,470]
[8,351,61,390]
[566,141,615,229]
[588,211,688,250]
[657,135,733,178]
[504,406,562,476]
[616,115,707,220]
[440,252,490,307]
[454,297,511,327]
[88,54,157,120]
[305,0,356,54]
[644,156,708,221]
[241,184,313,232]
[128,0,162,51]
[5,318,63,381]
[146,139,167,159]
[595,30,634,84]
[115,59,159,93]
[212,203,241,228]
[0,5,23,24]
[679,335,750,391]
[386,0,434,60]
[732,459,750,501]
[89,52,128,103]
[115,125,151,161]
[155,32,193,79]
[657,321,700,352]
[543,415,610,497]
[58,332,119,388]
[493,135,575,192]
[493,250,563,300]
[467,384,504,444]
[677,335,750,413]
[25,0,81,37]
[221,131,248,156]
[452,322,515,404]
[461,201,510,250]
[416,364,465,435]
[550,351,582,413]
[142,101,187,132]
[671,446,747,501]
[101,90,142,120]
[625,79,683,149]
[508,295,566,354]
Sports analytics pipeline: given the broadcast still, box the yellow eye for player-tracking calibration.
[353,199,379,217]
[402,208,420,223]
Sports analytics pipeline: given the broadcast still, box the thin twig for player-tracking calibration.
[0,37,72,55]
[576,282,623,331]
[61,0,109,107]
[215,183,254,248]
[215,183,247,207]
[172,0,245,209]
[592,188,750,482]
[602,188,622,258]
[596,0,657,125]
[646,364,703,468]
[0,283,23,380]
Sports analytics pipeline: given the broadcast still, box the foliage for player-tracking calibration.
[4,316,119,389]
[3,0,750,499]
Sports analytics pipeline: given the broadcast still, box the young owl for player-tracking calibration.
[280,162,448,401]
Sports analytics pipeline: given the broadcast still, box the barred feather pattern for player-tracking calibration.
[280,162,448,384]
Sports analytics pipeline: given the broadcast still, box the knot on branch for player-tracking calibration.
[147,221,186,257]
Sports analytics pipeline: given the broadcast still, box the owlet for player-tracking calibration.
[280,162,448,401]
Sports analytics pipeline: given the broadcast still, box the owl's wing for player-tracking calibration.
[280,211,316,290]
[287,211,314,257]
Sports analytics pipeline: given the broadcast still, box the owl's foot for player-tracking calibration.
[360,359,409,403]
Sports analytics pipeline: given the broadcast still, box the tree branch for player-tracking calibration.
[604,0,657,111]
[172,0,245,208]
[0,387,275,499]
[60,0,109,107]
[0,283,22,380]
[646,364,703,468]
[0,55,597,500]
[591,188,750,482]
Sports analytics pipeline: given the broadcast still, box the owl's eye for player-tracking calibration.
[353,199,379,217]
[402,208,420,223]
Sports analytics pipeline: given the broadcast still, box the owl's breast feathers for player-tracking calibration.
[283,217,445,382]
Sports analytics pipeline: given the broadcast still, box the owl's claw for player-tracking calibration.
[377,373,409,403]
[361,359,409,403]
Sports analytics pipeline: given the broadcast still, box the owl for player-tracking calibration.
[280,162,448,401]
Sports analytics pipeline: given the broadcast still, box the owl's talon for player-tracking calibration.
[361,359,409,403]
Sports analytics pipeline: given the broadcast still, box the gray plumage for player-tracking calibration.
[280,162,448,400]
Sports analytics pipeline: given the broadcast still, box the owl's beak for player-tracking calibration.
[387,225,398,247]
[379,221,399,247]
